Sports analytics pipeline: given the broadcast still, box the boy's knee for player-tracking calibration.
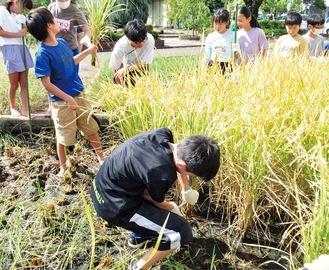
[159,219,193,250]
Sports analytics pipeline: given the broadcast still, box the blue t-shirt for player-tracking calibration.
[34,38,84,102]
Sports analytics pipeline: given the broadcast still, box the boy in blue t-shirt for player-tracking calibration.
[26,7,104,176]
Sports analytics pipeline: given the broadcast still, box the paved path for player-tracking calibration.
[79,37,205,81]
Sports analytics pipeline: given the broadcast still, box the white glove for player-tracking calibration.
[17,14,26,24]
[80,35,92,48]
[232,43,240,54]
[169,201,183,216]
[182,187,199,205]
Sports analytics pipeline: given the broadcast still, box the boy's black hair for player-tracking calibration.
[307,14,324,26]
[177,135,220,182]
[238,6,260,28]
[124,19,147,43]
[5,0,33,13]
[26,7,54,42]
[213,8,230,24]
[285,11,302,25]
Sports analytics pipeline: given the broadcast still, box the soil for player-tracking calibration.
[0,127,289,270]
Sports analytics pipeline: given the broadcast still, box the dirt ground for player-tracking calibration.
[0,126,289,270]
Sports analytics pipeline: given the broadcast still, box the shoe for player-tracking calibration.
[128,232,151,248]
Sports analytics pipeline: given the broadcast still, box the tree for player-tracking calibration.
[305,0,326,10]
[205,0,225,13]
[243,0,264,18]
[164,0,211,37]
[110,0,149,28]
[261,0,288,15]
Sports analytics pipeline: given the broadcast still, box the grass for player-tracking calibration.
[1,40,329,269]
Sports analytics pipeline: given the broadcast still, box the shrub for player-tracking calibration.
[145,24,154,32]
[259,20,286,36]
[150,31,159,40]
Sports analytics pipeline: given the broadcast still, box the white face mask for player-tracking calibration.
[57,0,70,9]
[313,28,322,36]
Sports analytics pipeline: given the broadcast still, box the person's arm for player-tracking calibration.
[177,173,189,192]
[81,24,92,39]
[40,76,78,110]
[204,33,212,64]
[142,189,174,211]
[0,26,26,38]
[73,44,97,64]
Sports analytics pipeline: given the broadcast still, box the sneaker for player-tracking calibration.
[128,232,151,248]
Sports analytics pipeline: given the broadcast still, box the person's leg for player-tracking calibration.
[18,70,29,117]
[8,72,20,115]
[52,101,76,175]
[46,93,52,116]
[132,249,176,270]
[57,142,66,176]
[88,132,104,165]
[126,201,193,269]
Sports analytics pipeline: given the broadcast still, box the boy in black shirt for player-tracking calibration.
[91,127,220,269]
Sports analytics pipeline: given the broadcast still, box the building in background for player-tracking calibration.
[147,0,167,27]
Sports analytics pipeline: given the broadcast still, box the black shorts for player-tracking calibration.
[91,187,193,251]
[207,60,232,74]
[113,67,149,87]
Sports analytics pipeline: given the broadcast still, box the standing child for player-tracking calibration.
[236,6,269,64]
[90,127,220,270]
[26,7,104,176]
[273,11,309,59]
[0,0,33,117]
[303,14,325,58]
[204,8,234,74]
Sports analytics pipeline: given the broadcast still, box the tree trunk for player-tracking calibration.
[243,0,264,18]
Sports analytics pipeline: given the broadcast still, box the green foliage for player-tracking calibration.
[150,30,159,40]
[205,0,225,13]
[163,0,211,36]
[110,0,149,28]
[145,24,154,32]
[261,0,289,14]
[101,30,124,42]
[259,20,287,35]
[30,0,49,8]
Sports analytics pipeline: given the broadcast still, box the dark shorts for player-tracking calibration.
[207,60,232,74]
[113,67,149,87]
[90,185,193,250]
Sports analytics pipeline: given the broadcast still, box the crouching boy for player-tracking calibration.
[90,127,220,269]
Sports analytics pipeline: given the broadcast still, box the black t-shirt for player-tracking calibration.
[93,127,177,219]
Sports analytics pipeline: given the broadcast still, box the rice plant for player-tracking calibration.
[92,52,329,268]
[78,0,122,66]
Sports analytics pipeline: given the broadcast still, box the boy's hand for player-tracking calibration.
[67,96,78,111]
[86,44,98,55]
[182,187,199,205]
[169,202,183,216]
